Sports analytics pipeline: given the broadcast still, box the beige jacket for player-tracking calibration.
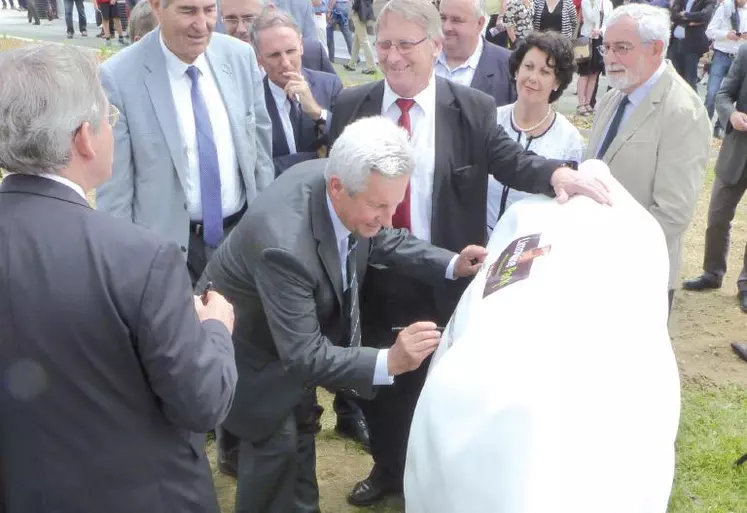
[585,63,711,289]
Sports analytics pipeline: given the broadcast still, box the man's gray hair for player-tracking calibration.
[0,44,108,175]
[377,0,444,40]
[250,8,302,50]
[605,3,671,56]
[128,0,158,40]
[325,117,414,194]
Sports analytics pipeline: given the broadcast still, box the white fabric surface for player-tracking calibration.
[405,160,680,513]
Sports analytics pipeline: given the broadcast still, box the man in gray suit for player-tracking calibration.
[683,43,747,316]
[0,44,237,513]
[198,116,487,513]
[96,0,274,285]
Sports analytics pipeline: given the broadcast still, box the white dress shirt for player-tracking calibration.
[268,79,298,155]
[159,35,245,221]
[434,37,484,87]
[39,173,87,201]
[706,1,747,55]
[326,194,394,385]
[381,76,438,243]
[595,60,667,157]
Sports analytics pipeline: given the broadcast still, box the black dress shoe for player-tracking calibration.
[347,477,399,506]
[732,343,747,362]
[739,291,747,313]
[682,274,722,291]
[335,418,371,452]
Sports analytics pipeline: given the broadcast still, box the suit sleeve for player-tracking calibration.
[325,76,344,133]
[135,243,237,432]
[483,105,559,196]
[716,46,746,130]
[245,46,275,191]
[368,228,455,283]
[255,248,379,394]
[649,102,710,240]
[96,65,134,221]
[683,0,714,23]
[320,46,336,75]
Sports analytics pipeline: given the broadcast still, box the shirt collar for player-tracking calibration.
[436,37,484,73]
[626,60,667,108]
[39,173,87,200]
[268,78,290,107]
[325,192,351,245]
[159,32,210,81]
[382,73,437,115]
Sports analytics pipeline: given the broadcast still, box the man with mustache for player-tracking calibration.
[585,3,711,312]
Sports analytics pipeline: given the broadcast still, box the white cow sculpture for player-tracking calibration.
[404,160,681,513]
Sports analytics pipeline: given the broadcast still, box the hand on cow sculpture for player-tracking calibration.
[387,322,442,376]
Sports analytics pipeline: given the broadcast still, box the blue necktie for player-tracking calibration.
[186,66,223,248]
[345,235,361,348]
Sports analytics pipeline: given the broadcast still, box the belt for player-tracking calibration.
[715,48,737,59]
[189,205,246,237]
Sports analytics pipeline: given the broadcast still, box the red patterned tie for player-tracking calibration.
[392,98,416,231]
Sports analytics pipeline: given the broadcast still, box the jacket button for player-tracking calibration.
[183,202,188,210]
[180,246,187,253]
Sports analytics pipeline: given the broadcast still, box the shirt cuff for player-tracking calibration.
[373,349,395,385]
[445,254,459,280]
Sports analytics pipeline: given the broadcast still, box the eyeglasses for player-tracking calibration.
[223,14,255,27]
[108,104,120,128]
[598,42,648,57]
[374,37,428,54]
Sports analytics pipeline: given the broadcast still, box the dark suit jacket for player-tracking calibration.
[0,175,236,513]
[715,43,747,185]
[302,37,336,75]
[198,159,455,442]
[328,78,560,335]
[671,0,715,56]
[264,68,343,175]
[471,39,516,107]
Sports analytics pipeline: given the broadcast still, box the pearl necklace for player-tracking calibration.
[511,105,554,134]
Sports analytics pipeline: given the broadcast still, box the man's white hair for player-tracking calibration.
[605,3,671,56]
[377,0,445,40]
[325,117,414,195]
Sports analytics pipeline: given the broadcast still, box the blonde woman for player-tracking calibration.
[576,0,613,115]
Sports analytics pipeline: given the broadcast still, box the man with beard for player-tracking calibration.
[585,3,711,312]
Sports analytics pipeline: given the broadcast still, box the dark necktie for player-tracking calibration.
[391,98,416,231]
[345,234,361,348]
[596,95,629,160]
[186,66,223,248]
[288,95,302,149]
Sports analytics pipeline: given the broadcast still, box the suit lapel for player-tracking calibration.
[586,91,619,159]
[431,80,459,248]
[356,81,386,119]
[470,45,493,95]
[604,65,674,162]
[264,76,290,157]
[142,31,189,192]
[310,176,344,307]
[205,47,245,164]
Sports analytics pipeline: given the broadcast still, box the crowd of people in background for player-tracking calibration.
[1,0,747,511]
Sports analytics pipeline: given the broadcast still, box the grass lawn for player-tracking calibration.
[1,35,746,513]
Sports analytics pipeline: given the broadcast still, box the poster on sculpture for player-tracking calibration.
[483,233,550,298]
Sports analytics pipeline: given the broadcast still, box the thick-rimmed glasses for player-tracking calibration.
[374,37,428,54]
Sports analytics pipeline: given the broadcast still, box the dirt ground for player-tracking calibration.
[209,145,747,513]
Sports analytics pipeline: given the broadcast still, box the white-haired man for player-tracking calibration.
[329,0,612,505]
[198,115,488,513]
[436,0,515,106]
[585,3,711,310]
[0,44,237,513]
